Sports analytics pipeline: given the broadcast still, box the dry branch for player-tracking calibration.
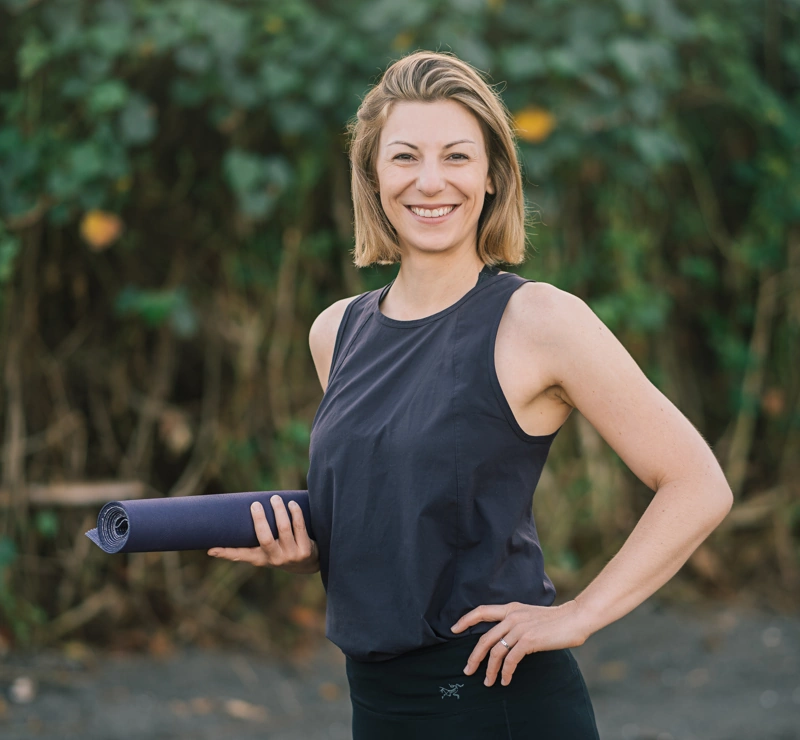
[167,330,221,498]
[725,272,780,497]
[0,480,152,507]
[44,584,125,642]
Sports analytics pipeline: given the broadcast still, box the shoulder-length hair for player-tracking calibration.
[347,50,527,267]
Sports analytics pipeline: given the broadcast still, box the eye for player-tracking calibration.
[393,153,414,161]
[448,153,469,161]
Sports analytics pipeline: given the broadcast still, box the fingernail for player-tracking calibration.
[289,501,298,509]
[484,678,490,686]
[463,666,470,675]
[271,495,280,503]
[251,502,262,512]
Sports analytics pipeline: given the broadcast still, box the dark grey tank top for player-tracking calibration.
[307,265,561,662]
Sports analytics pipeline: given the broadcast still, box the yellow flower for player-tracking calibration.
[264,16,284,34]
[80,210,123,251]
[514,107,557,143]
[392,32,414,51]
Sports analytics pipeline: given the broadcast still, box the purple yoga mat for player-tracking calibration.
[85,490,314,554]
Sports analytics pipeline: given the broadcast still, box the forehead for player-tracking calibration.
[379,100,485,148]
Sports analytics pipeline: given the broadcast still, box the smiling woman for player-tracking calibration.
[376,101,495,266]
[348,51,525,270]
[306,51,604,739]
[212,50,733,740]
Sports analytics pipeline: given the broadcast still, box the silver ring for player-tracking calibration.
[500,638,511,650]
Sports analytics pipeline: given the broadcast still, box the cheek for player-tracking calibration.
[377,171,404,205]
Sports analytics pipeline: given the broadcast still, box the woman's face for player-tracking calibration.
[376,100,495,259]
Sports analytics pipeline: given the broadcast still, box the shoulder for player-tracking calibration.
[503,279,593,342]
[502,280,620,405]
[309,294,363,390]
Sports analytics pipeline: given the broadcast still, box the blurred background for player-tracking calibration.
[0,0,798,738]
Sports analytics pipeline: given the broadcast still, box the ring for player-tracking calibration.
[500,638,511,650]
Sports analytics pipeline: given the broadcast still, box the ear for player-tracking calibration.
[486,174,495,195]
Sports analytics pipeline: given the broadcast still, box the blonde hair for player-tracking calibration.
[348,50,527,267]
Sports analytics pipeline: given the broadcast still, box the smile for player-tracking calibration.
[407,205,458,220]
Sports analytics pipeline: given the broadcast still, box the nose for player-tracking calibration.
[416,159,445,196]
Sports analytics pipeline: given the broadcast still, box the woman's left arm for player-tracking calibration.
[452,284,734,686]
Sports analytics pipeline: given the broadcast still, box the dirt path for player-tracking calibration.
[2,599,798,739]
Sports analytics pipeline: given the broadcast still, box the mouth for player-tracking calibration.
[406,204,459,222]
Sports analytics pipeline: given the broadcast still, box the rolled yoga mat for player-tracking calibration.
[85,490,314,554]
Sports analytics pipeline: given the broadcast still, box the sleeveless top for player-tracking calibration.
[307,265,561,662]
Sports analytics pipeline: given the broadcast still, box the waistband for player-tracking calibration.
[345,633,578,717]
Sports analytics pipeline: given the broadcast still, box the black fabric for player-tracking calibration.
[308,265,563,662]
[346,632,600,739]
[85,490,313,553]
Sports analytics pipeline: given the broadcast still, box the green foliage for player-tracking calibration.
[0,0,798,641]
[115,286,198,337]
[0,222,20,284]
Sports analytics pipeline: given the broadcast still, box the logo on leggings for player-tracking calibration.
[439,683,464,699]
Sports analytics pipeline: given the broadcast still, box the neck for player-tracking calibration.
[383,251,486,320]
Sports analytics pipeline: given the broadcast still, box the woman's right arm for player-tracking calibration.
[308,296,360,392]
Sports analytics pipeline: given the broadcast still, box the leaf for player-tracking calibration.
[68,142,105,182]
[499,46,546,80]
[176,43,213,74]
[115,286,197,334]
[88,80,130,115]
[118,93,157,145]
[223,150,291,218]
[0,537,16,569]
[87,23,131,58]
[0,226,20,284]
[609,37,675,83]
[34,511,59,539]
[17,32,50,79]
[630,128,684,167]
[224,149,264,196]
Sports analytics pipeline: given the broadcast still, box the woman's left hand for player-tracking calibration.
[450,600,590,687]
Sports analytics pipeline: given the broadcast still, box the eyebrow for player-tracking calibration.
[386,139,477,149]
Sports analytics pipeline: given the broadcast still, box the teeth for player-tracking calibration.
[410,206,454,218]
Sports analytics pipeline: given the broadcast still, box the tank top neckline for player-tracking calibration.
[374,264,511,328]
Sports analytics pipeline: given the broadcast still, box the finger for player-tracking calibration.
[451,603,509,634]
[251,502,277,548]
[287,500,312,547]
[483,628,524,686]
[207,546,266,566]
[463,623,509,675]
[270,494,296,543]
[499,629,531,686]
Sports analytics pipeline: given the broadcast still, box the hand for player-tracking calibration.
[450,600,589,687]
[208,495,320,575]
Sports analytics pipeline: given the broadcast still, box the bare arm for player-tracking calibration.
[308,295,359,392]
[453,282,733,686]
[533,283,733,635]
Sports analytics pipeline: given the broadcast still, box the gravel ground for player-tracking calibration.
[2,599,798,740]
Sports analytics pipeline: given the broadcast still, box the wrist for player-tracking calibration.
[571,595,602,641]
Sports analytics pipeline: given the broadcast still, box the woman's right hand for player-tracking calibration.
[208,495,320,575]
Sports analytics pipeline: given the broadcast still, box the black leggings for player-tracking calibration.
[345,632,600,739]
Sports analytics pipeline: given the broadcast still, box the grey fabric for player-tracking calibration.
[308,265,562,662]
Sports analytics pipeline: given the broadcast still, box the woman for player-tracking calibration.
[209,51,733,738]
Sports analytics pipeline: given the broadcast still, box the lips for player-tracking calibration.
[406,204,459,222]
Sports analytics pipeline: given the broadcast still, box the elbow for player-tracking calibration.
[709,480,734,528]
